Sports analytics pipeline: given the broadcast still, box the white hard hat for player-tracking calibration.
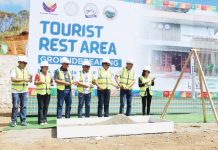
[40,61,49,67]
[143,66,151,72]
[126,59,134,64]
[102,58,110,64]
[60,57,70,64]
[17,56,28,63]
[82,60,91,66]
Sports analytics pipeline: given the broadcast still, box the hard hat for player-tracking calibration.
[60,57,70,64]
[102,58,110,64]
[17,56,28,63]
[143,66,151,72]
[82,60,91,66]
[40,61,49,67]
[126,59,134,64]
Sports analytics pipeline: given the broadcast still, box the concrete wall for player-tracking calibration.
[0,55,17,107]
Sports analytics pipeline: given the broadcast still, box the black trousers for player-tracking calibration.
[141,94,152,115]
[97,90,110,117]
[37,94,50,124]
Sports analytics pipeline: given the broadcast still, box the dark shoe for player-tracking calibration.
[11,121,17,127]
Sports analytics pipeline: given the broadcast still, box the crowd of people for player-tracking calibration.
[10,56,155,127]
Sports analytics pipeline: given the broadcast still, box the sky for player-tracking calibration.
[0,0,218,14]
[0,0,29,14]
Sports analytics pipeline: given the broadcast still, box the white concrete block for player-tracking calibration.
[57,116,174,139]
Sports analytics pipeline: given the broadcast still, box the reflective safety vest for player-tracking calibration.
[36,72,51,95]
[11,67,29,92]
[56,69,72,90]
[139,76,153,97]
[97,68,112,90]
[77,71,94,93]
[119,67,135,90]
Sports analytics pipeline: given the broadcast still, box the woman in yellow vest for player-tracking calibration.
[76,61,94,118]
[34,61,53,125]
[138,66,155,115]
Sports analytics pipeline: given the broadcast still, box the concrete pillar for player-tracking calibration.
[0,56,17,107]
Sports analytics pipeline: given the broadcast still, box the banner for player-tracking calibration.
[28,0,218,92]
[29,0,148,89]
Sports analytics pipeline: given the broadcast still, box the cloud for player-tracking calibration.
[0,0,29,10]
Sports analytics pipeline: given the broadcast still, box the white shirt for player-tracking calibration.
[10,68,28,93]
[76,71,92,94]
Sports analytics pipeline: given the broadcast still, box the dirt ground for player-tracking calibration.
[1,108,218,150]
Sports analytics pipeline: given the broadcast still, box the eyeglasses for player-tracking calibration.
[84,65,90,68]
[102,63,110,66]
[19,61,27,64]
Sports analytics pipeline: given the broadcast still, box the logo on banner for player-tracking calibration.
[64,1,79,17]
[42,0,57,12]
[84,3,98,18]
[103,6,117,20]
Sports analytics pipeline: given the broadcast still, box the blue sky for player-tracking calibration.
[0,0,29,14]
[0,0,218,14]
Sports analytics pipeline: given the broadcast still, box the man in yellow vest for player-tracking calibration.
[10,56,32,127]
[138,66,155,115]
[54,57,74,119]
[115,59,135,116]
[34,61,53,125]
[94,58,119,117]
[76,60,94,118]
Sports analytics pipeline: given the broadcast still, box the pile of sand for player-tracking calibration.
[59,115,136,127]
[95,114,135,125]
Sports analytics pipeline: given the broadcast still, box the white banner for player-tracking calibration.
[28,0,218,92]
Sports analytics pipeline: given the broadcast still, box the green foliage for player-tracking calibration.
[0,10,29,38]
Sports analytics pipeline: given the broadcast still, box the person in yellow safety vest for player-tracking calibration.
[76,60,95,118]
[115,59,135,116]
[138,66,155,115]
[54,57,75,119]
[94,58,119,117]
[10,56,32,127]
[34,61,53,125]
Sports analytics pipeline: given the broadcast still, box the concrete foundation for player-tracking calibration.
[57,116,174,138]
